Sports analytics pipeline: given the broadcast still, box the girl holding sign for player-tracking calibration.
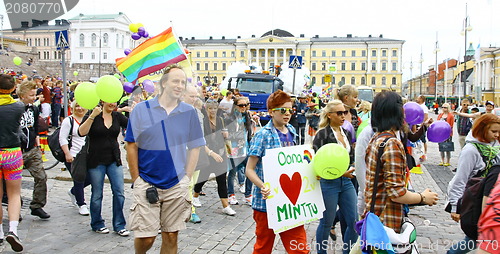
[245,90,308,253]
[313,100,358,254]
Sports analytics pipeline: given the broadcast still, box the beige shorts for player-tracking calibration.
[129,176,191,238]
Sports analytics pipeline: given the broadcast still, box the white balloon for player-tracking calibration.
[278,63,311,94]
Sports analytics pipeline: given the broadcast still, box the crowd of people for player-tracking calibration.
[1,64,500,253]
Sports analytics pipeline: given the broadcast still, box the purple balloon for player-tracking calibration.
[142,79,154,93]
[123,82,135,93]
[427,121,452,143]
[124,49,132,55]
[342,120,356,143]
[142,31,149,38]
[131,33,141,40]
[197,81,203,86]
[403,102,424,125]
[137,27,145,37]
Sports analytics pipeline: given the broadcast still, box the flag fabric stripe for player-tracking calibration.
[116,27,187,84]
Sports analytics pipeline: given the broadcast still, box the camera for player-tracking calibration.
[146,187,159,204]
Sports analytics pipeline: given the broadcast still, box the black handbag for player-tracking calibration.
[71,138,88,183]
[438,141,455,152]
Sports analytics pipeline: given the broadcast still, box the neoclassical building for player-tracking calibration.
[182,29,405,93]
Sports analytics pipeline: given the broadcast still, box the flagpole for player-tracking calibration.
[170,22,193,79]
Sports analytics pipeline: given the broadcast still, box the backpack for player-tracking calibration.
[47,116,74,162]
[458,144,500,240]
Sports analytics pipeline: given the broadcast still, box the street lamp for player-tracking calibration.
[461,3,472,99]
[409,59,413,99]
[0,14,4,52]
[433,33,440,101]
[419,49,424,95]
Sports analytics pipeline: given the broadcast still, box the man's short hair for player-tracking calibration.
[267,90,291,111]
[0,74,16,93]
[16,80,37,97]
[158,64,184,95]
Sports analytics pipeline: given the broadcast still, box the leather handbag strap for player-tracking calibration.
[370,135,393,213]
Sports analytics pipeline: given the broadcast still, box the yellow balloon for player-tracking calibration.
[13,57,22,65]
[96,75,123,103]
[137,23,144,29]
[75,82,100,110]
[129,23,139,33]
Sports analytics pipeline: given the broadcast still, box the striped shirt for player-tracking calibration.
[248,120,297,212]
[363,131,408,232]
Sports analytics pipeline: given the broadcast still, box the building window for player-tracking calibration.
[392,77,397,85]
[91,33,97,47]
[270,51,275,57]
[121,35,124,48]
[342,50,346,57]
[197,52,200,57]
[312,76,316,85]
[351,50,356,57]
[103,33,109,47]
[332,76,336,84]
[252,51,256,57]
[222,51,226,57]
[116,34,119,47]
[79,34,85,47]
[351,77,355,85]
[279,51,284,57]
[372,50,376,57]
[331,50,336,57]
[301,50,305,57]
[351,62,356,70]
[341,62,346,71]
[79,53,83,60]
[322,63,326,71]
[54,51,57,59]
[322,50,326,57]
[205,52,208,58]
[214,52,218,58]
[91,52,95,60]
[361,77,366,85]
[311,62,316,71]
[204,63,209,70]
[341,77,346,85]
[371,62,376,71]
[103,52,107,60]
[223,63,227,70]
[382,50,387,57]
[321,76,325,84]
[231,51,235,58]
[362,50,366,57]
[371,77,376,85]
[214,63,218,70]
[382,77,386,85]
[196,63,200,71]
[240,51,244,57]
[312,51,316,57]
[392,50,397,57]
[392,62,397,71]
[261,51,265,57]
[382,62,387,71]
[361,62,366,71]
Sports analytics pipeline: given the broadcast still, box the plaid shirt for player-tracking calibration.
[363,131,407,232]
[248,120,297,212]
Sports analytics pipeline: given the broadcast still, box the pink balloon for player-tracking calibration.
[142,79,154,93]
[427,121,452,143]
[131,33,141,40]
[124,49,132,55]
[403,102,424,125]
[123,82,135,93]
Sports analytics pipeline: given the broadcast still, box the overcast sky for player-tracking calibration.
[2,0,499,80]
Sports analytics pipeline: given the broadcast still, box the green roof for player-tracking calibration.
[69,13,124,21]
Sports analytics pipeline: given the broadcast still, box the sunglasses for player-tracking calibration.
[272,108,294,114]
[330,110,349,116]
[237,103,249,107]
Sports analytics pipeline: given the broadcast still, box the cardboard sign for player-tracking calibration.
[263,145,325,233]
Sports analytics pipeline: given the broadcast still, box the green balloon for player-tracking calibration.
[75,82,100,110]
[312,143,349,179]
[96,75,123,103]
[221,89,228,96]
[114,73,121,79]
[73,71,79,76]
[356,119,370,138]
[13,57,22,66]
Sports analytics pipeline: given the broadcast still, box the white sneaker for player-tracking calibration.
[78,205,90,216]
[192,197,202,207]
[239,184,245,193]
[245,195,253,206]
[228,194,239,205]
[222,206,236,216]
[67,189,77,206]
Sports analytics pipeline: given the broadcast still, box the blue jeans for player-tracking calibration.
[316,177,358,254]
[51,103,61,127]
[446,235,476,254]
[87,162,126,232]
[227,158,253,197]
[65,162,91,206]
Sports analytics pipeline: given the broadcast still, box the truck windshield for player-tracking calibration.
[237,78,274,94]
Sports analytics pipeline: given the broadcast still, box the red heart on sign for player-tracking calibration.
[279,172,302,205]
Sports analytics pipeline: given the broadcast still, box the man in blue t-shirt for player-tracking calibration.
[125,65,205,253]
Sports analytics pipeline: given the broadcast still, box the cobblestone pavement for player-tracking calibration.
[1,113,468,253]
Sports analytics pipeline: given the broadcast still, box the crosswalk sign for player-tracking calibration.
[55,30,70,50]
[289,55,302,69]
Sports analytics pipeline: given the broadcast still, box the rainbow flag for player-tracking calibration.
[116,27,187,84]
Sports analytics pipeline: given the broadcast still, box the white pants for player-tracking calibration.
[41,103,51,118]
